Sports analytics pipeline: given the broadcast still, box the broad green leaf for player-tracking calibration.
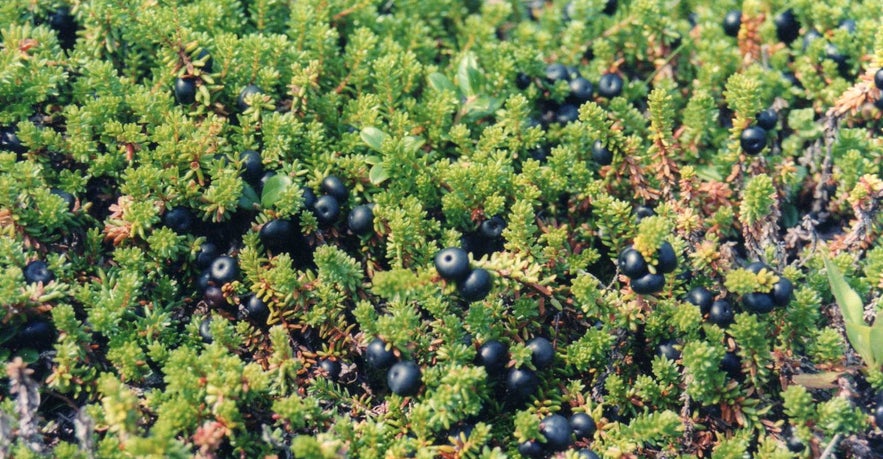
[238,183,260,209]
[360,127,388,152]
[457,52,482,97]
[871,323,883,365]
[369,164,389,185]
[824,258,864,325]
[845,322,875,368]
[260,174,292,208]
[427,72,457,93]
[403,136,425,154]
[462,96,499,121]
[365,155,382,165]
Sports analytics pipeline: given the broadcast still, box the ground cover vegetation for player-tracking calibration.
[2,0,883,457]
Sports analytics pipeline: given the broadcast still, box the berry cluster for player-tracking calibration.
[741,262,794,313]
[617,241,677,295]
[434,247,493,302]
[460,215,506,259]
[518,412,599,458]
[365,337,422,396]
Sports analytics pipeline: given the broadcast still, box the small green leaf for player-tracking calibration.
[365,155,382,165]
[403,136,425,154]
[845,322,875,368]
[360,127,388,152]
[871,324,883,365]
[18,348,39,364]
[824,258,864,325]
[428,72,457,93]
[261,174,292,208]
[369,164,389,185]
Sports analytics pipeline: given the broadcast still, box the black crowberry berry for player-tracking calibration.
[163,206,194,234]
[174,78,196,105]
[539,414,572,451]
[740,126,767,155]
[320,175,348,203]
[313,194,341,226]
[556,104,579,124]
[526,336,554,369]
[578,450,602,459]
[631,272,665,294]
[518,440,544,459]
[656,241,678,273]
[196,48,213,73]
[545,63,569,82]
[239,150,263,186]
[0,126,26,154]
[366,338,396,370]
[476,340,509,375]
[209,255,239,284]
[657,339,680,361]
[387,361,422,396]
[348,204,375,236]
[506,367,539,402]
[597,73,624,98]
[458,268,493,302]
[515,72,532,89]
[318,359,342,380]
[570,412,597,439]
[635,205,655,220]
[13,319,55,350]
[743,292,775,314]
[245,294,270,325]
[875,68,883,90]
[772,277,794,307]
[50,189,75,212]
[435,247,471,281]
[686,286,714,315]
[259,219,297,254]
[237,84,263,111]
[23,260,54,284]
[708,300,735,327]
[479,216,506,240]
[592,140,613,165]
[756,109,778,131]
[569,77,593,102]
[618,247,648,278]
[195,243,219,270]
[723,10,742,37]
[774,9,800,44]
[721,351,742,379]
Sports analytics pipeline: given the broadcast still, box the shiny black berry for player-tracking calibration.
[199,318,213,343]
[318,359,342,380]
[348,204,375,236]
[618,247,648,278]
[237,84,263,111]
[631,272,665,294]
[477,340,509,375]
[545,63,569,82]
[203,285,227,310]
[721,351,742,379]
[49,7,77,50]
[435,247,471,281]
[320,176,348,203]
[756,109,778,131]
[0,126,26,154]
[570,412,597,439]
[635,205,655,220]
[515,72,532,90]
[239,150,263,186]
[602,0,617,14]
[313,194,341,226]
[518,440,544,459]
[196,48,213,73]
[569,77,593,102]
[656,241,677,273]
[387,361,422,396]
[556,104,579,124]
[772,277,794,307]
[50,189,75,212]
[301,187,318,209]
[743,292,775,314]
[196,270,212,292]
[740,126,767,155]
[592,140,613,165]
[174,78,196,105]
[209,255,239,284]
[163,206,194,234]
[23,260,54,284]
[259,219,297,254]
[13,319,55,350]
[723,10,742,37]
[479,216,506,240]
[708,300,735,327]
[506,367,539,402]
[657,339,680,361]
[245,295,270,325]
[539,414,572,451]
[366,338,396,370]
[774,9,800,44]
[746,261,771,274]
[875,68,883,90]
[686,286,714,315]
[458,268,493,302]
[597,73,624,98]
[526,337,554,369]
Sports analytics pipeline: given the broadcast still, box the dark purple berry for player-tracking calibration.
[597,73,624,98]
[50,189,75,212]
[556,104,579,124]
[209,255,239,284]
[570,412,597,439]
[772,277,794,307]
[366,338,396,370]
[515,72,532,89]
[312,194,341,226]
[320,176,348,203]
[743,292,775,314]
[477,340,508,375]
[199,318,213,343]
[174,78,196,105]
[318,359,341,380]
[196,48,213,73]
[163,206,194,234]
[13,319,55,350]
[656,241,677,273]
[348,204,375,236]
[723,10,742,37]
[506,367,539,402]
[203,285,227,310]
[387,361,421,396]
[479,216,505,240]
[592,140,612,165]
[578,450,602,459]
[686,286,714,315]
[434,247,470,281]
[526,337,554,369]
[774,9,799,44]
[518,440,544,459]
[721,351,742,378]
[657,339,680,361]
[545,63,568,82]
[259,219,297,254]
[239,150,263,186]
[0,126,26,154]
[458,268,493,302]
[708,300,734,327]
[301,187,317,209]
[875,68,883,91]
[618,247,648,278]
[569,77,593,102]
[237,84,263,111]
[23,260,54,284]
[539,414,571,451]
[740,126,767,155]
[635,205,655,220]
[756,109,778,130]
[631,273,665,295]
[245,295,270,325]
[196,242,220,270]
